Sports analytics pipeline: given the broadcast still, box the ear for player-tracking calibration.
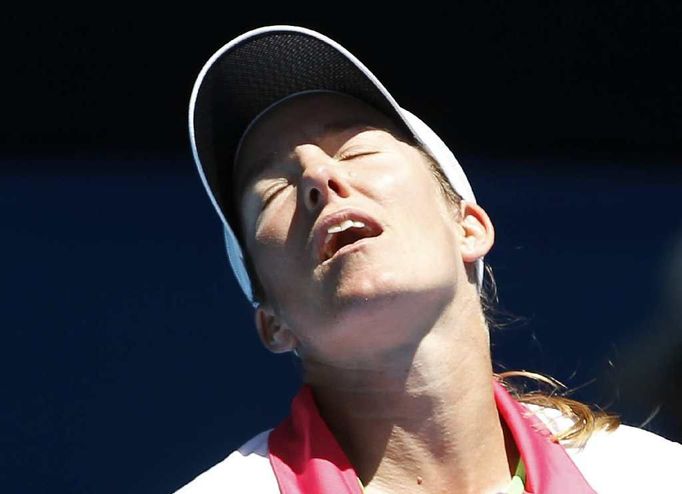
[457,201,495,263]
[254,304,299,354]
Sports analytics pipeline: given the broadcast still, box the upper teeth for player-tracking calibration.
[327,219,366,234]
[322,220,368,260]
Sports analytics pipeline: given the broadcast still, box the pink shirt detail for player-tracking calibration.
[268,381,596,493]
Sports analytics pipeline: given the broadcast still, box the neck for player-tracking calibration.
[303,289,518,494]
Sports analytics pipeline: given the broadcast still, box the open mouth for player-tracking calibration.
[317,216,383,263]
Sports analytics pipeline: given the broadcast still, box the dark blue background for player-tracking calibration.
[3,158,679,493]
[2,5,681,494]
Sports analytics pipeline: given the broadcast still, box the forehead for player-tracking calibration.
[233,93,409,190]
[242,92,403,147]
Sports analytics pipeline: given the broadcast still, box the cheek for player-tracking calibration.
[252,197,296,248]
[249,199,307,299]
[356,155,422,204]
[367,158,447,222]
[380,162,460,265]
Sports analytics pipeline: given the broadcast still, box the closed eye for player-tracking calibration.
[337,150,379,161]
[260,180,291,211]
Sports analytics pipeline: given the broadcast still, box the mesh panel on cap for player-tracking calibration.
[216,33,394,119]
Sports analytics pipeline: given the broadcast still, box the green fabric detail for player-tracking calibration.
[515,456,526,483]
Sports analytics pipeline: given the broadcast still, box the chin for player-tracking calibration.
[326,273,436,325]
[333,270,403,301]
[298,273,457,361]
[331,268,455,314]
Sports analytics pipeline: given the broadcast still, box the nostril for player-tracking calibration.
[328,178,341,195]
[309,188,320,206]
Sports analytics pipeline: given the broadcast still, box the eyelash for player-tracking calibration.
[260,180,290,210]
[338,151,373,161]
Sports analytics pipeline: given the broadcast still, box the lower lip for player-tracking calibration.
[321,236,379,266]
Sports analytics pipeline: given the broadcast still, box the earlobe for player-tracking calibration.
[458,202,495,262]
[254,305,298,354]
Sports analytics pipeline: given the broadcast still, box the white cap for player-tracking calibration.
[189,25,482,307]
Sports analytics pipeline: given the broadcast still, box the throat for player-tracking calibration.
[312,376,512,494]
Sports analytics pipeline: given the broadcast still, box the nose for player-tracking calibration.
[298,148,350,212]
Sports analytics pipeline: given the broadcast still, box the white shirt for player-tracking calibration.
[174,405,682,493]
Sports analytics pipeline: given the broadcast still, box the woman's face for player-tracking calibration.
[236,92,478,362]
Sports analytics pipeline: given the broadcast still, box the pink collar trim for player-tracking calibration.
[268,381,595,493]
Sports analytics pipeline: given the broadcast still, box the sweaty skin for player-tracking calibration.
[236,92,515,494]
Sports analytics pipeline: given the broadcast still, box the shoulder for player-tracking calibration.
[173,429,279,494]
[526,404,682,492]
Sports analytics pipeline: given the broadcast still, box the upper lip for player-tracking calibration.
[312,208,383,264]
